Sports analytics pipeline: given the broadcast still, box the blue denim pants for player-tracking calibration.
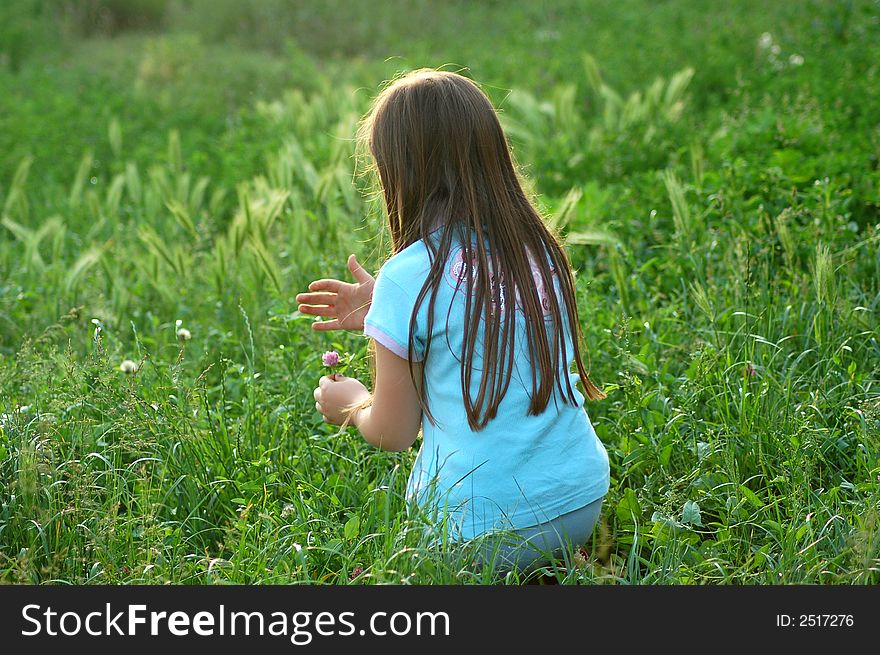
[478,496,604,572]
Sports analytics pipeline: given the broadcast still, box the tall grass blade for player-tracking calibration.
[3,155,33,220]
[69,151,94,210]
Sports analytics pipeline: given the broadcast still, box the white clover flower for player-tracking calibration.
[176,327,192,342]
[789,54,804,66]
[120,359,138,374]
[758,32,773,49]
[770,44,781,56]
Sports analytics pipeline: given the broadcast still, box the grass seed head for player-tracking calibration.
[811,242,836,306]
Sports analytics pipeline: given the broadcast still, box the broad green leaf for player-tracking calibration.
[681,500,702,526]
[740,485,763,509]
[344,516,360,540]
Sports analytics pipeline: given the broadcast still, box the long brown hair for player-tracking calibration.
[357,69,605,431]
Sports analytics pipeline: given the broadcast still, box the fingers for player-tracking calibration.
[298,304,336,318]
[314,385,323,416]
[315,385,327,420]
[315,376,350,423]
[348,254,375,285]
[310,319,341,332]
[307,278,344,293]
[296,292,337,306]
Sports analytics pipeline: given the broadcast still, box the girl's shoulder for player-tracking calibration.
[379,239,432,286]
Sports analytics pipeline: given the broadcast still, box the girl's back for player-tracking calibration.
[364,230,609,539]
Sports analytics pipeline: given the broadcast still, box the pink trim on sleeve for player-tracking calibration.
[364,323,423,361]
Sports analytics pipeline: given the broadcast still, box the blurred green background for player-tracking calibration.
[0,1,878,584]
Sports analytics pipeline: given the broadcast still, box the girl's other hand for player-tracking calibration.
[296,254,375,332]
[314,374,370,426]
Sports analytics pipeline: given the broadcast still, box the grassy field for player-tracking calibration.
[0,0,878,584]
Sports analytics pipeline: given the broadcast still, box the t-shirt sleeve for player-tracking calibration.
[363,265,425,361]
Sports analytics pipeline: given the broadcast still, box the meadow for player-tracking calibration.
[0,0,878,584]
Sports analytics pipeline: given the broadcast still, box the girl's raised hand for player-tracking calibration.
[296,254,375,332]
[314,374,370,426]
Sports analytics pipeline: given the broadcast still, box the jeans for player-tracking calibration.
[478,496,604,572]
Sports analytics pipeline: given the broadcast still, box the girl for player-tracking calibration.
[298,69,609,571]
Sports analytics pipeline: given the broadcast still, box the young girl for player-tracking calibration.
[297,69,609,571]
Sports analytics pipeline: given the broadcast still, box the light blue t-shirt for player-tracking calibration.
[363,233,610,540]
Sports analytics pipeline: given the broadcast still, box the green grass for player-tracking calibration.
[0,0,878,584]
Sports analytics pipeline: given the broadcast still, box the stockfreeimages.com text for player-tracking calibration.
[22,603,450,645]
